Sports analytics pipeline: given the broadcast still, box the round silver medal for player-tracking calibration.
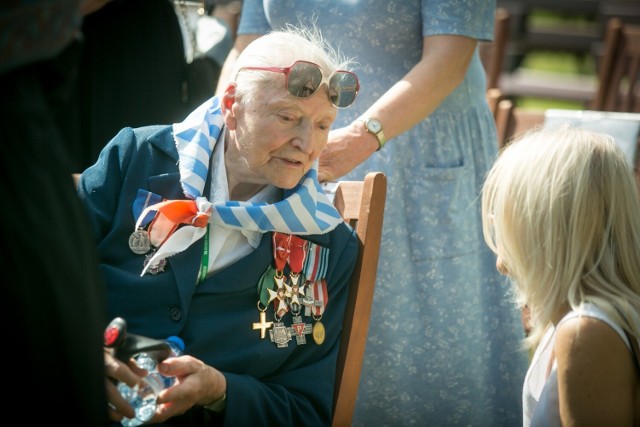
[129,228,151,254]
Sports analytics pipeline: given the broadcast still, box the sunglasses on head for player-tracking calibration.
[236,60,359,108]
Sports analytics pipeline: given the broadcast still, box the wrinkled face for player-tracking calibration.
[222,81,337,191]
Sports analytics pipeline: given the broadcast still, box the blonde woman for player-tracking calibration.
[481,126,640,426]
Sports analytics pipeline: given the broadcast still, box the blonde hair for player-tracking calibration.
[481,126,640,349]
[230,24,354,105]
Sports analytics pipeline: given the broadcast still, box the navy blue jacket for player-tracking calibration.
[78,125,358,426]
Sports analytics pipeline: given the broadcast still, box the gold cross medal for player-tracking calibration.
[252,302,273,339]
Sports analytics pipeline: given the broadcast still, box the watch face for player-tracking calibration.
[366,119,381,133]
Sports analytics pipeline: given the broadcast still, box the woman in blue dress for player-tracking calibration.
[219,1,529,425]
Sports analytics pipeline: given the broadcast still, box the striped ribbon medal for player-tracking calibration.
[303,243,330,345]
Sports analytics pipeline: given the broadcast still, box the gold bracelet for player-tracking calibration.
[201,393,226,412]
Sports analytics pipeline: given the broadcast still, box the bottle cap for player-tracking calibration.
[166,336,185,352]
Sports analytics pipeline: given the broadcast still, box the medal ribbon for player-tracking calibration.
[132,189,162,226]
[288,236,308,275]
[310,278,328,318]
[287,236,308,315]
[304,243,329,282]
[270,232,291,317]
[272,232,291,272]
[136,197,213,276]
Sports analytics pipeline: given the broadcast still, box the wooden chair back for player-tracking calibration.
[591,17,640,112]
[331,171,387,427]
[480,7,511,90]
[486,87,505,119]
[494,99,545,149]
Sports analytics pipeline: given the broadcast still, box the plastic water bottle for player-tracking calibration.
[117,336,185,427]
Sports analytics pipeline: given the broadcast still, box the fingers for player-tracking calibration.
[155,357,225,408]
[104,349,142,421]
[318,170,332,183]
[104,351,141,388]
[151,357,206,422]
[105,377,136,420]
[156,354,202,378]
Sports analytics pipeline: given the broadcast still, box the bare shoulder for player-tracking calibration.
[555,315,630,369]
[554,315,637,425]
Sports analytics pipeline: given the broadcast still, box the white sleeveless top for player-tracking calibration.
[522,303,635,427]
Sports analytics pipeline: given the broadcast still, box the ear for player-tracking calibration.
[221,83,236,112]
[221,83,238,130]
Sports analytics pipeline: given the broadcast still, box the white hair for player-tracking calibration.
[230,24,354,105]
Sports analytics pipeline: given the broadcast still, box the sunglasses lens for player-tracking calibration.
[288,62,323,98]
[329,72,358,108]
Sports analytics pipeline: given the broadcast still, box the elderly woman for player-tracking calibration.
[78,26,360,426]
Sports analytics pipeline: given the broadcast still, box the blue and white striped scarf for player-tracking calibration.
[173,96,343,234]
[141,97,342,275]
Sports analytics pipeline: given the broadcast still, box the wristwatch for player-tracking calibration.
[361,117,386,151]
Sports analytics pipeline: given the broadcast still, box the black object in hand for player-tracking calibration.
[103,317,173,363]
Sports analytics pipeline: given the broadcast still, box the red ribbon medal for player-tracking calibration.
[268,233,291,318]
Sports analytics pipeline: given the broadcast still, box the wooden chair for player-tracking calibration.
[486,87,505,119]
[486,88,545,149]
[331,171,387,427]
[480,7,511,90]
[494,99,545,149]
[494,97,514,149]
[487,87,509,147]
[591,17,640,112]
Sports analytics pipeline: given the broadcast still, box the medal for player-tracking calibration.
[286,236,307,314]
[257,233,331,347]
[312,320,325,345]
[302,295,314,307]
[267,276,289,318]
[269,322,292,348]
[290,315,312,345]
[252,303,273,339]
[308,278,328,345]
[143,251,167,275]
[129,228,151,254]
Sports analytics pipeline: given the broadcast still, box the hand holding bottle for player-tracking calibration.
[103,317,228,424]
[103,318,184,426]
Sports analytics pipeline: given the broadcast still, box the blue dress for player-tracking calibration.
[239,1,529,425]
